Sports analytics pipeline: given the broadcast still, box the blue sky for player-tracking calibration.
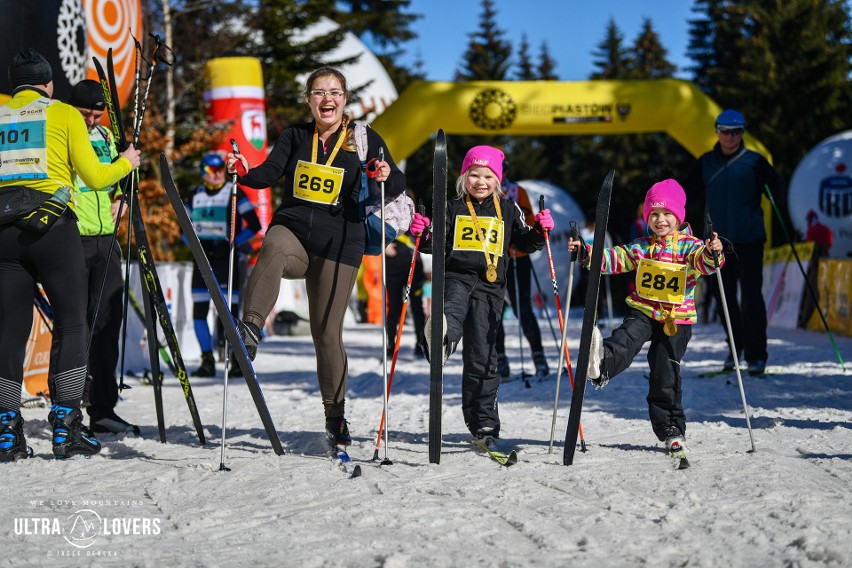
[395,1,700,81]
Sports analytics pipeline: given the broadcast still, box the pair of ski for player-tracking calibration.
[92,49,205,445]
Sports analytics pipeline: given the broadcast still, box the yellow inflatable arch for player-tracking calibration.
[372,78,770,161]
[372,78,773,241]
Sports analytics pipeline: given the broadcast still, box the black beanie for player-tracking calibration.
[69,79,105,111]
[8,48,53,88]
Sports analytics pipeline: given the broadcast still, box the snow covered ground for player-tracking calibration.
[4,309,852,567]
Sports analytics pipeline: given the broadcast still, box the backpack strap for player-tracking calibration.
[354,122,369,220]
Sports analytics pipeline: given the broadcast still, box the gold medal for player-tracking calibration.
[465,194,503,284]
[663,316,677,336]
[486,265,497,282]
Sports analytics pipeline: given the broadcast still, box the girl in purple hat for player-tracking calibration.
[416,145,554,450]
[568,179,724,459]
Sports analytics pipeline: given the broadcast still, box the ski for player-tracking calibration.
[130,195,206,445]
[697,369,733,378]
[471,438,518,467]
[330,443,362,478]
[669,443,690,470]
[563,170,615,466]
[160,154,284,456]
[128,289,177,375]
[429,129,447,465]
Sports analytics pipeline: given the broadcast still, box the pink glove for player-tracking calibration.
[535,209,554,232]
[411,212,430,237]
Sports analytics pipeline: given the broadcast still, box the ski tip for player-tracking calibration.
[350,465,362,478]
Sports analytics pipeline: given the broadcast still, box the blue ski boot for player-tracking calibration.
[50,405,101,459]
[0,410,33,462]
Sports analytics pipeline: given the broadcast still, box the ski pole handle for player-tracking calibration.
[705,212,721,269]
[230,138,248,176]
[569,221,581,262]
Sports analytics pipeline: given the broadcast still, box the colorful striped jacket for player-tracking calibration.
[580,224,724,324]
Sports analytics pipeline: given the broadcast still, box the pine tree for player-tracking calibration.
[686,0,852,182]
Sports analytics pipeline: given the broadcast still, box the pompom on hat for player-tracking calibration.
[643,179,687,225]
[8,48,53,89]
[461,145,504,182]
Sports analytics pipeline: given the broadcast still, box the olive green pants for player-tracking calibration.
[243,225,359,417]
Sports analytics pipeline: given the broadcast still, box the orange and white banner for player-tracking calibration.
[204,57,272,238]
[23,307,52,397]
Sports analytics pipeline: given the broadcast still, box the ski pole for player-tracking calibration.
[373,201,425,460]
[539,198,586,453]
[511,249,531,386]
[529,262,560,347]
[764,185,845,370]
[707,213,756,452]
[219,139,243,472]
[377,147,394,465]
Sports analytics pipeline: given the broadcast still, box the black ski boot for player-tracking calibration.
[192,351,216,377]
[0,410,33,462]
[227,352,244,377]
[325,416,351,447]
[89,409,140,435]
[532,351,550,380]
[238,320,262,361]
[496,354,511,382]
[50,405,101,459]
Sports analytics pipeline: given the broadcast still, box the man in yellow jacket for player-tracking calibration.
[0,49,140,461]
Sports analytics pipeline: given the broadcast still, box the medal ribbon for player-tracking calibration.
[311,120,347,165]
[465,193,502,280]
[652,232,681,335]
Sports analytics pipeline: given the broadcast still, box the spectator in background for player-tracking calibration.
[805,209,833,257]
[682,109,784,377]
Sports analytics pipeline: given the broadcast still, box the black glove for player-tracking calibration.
[569,221,589,264]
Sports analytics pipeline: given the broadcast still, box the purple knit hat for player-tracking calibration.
[461,145,504,182]
[643,179,686,225]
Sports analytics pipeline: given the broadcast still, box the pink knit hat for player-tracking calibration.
[643,179,686,225]
[461,146,504,182]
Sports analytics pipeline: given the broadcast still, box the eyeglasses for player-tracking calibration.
[308,89,346,99]
[716,127,744,136]
[202,165,225,175]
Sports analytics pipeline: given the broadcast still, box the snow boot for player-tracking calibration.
[50,405,101,459]
[238,320,262,361]
[0,410,33,462]
[192,351,216,377]
[532,351,550,379]
[325,416,351,447]
[496,354,511,382]
[588,326,608,388]
[747,359,766,377]
[424,313,454,365]
[89,409,140,436]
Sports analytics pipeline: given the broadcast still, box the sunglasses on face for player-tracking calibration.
[202,165,225,175]
[716,127,744,136]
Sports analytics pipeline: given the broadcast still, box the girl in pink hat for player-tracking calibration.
[415,145,554,452]
[568,179,724,460]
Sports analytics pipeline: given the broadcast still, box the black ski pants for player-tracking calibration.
[600,308,691,441]
[444,278,503,437]
[711,240,768,363]
[495,254,544,356]
[0,215,88,411]
[81,235,123,416]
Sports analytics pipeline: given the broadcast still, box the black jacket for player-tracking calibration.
[424,194,545,300]
[237,122,406,267]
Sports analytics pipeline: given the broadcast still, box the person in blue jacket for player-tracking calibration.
[186,152,260,377]
[682,109,784,377]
